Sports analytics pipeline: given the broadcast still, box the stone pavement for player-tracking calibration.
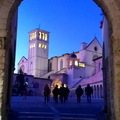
[9,96,107,120]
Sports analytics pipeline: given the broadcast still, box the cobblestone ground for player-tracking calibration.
[9,96,107,120]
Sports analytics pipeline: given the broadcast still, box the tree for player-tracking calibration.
[15,68,27,95]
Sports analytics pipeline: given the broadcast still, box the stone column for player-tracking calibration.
[0,37,7,120]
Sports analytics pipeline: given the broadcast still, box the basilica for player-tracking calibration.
[13,28,103,98]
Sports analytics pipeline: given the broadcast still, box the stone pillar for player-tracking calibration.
[94,0,120,120]
[0,37,7,120]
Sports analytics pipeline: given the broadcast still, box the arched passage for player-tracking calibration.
[100,84,103,98]
[97,85,100,98]
[0,0,120,120]
[51,78,62,89]
[94,85,96,98]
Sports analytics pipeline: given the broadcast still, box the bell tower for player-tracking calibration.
[28,28,49,77]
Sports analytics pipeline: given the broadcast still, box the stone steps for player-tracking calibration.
[18,112,97,120]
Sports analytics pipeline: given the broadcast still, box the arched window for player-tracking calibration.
[91,86,93,98]
[60,59,63,70]
[94,85,96,98]
[97,85,99,98]
[48,62,52,72]
[100,84,103,98]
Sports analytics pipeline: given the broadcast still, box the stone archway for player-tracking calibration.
[0,0,120,120]
[51,78,62,89]
[51,78,62,96]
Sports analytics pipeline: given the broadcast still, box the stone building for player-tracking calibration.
[18,28,49,78]
[70,56,103,98]
[17,28,102,90]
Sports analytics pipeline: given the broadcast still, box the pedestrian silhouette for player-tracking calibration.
[64,86,70,102]
[75,85,83,103]
[59,84,66,103]
[23,89,27,100]
[52,85,59,103]
[44,84,51,103]
[85,84,93,103]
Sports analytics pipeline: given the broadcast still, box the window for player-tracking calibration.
[69,61,72,66]
[75,60,78,66]
[33,44,35,47]
[45,34,47,41]
[38,43,47,49]
[98,63,101,70]
[42,33,45,40]
[44,45,47,49]
[30,32,36,40]
[60,59,63,69]
[42,44,45,48]
[94,46,98,51]
[38,43,41,48]
[39,32,41,39]
[48,62,52,72]
[30,44,35,48]
[79,63,85,67]
[39,32,47,41]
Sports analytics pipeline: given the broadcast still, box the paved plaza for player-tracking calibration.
[9,96,106,120]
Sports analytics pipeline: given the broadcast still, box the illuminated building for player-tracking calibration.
[46,37,102,88]
[16,28,103,96]
[18,28,49,77]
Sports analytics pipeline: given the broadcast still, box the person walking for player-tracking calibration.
[44,84,51,103]
[52,85,59,103]
[59,84,66,103]
[85,84,93,103]
[75,85,83,103]
[64,86,70,102]
[23,89,27,100]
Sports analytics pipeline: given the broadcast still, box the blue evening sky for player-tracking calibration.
[15,0,102,73]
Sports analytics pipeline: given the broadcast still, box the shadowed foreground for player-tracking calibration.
[10,96,106,120]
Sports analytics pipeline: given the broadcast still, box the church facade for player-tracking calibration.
[16,28,103,97]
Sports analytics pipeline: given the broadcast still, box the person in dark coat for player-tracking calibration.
[59,84,66,103]
[64,86,70,102]
[44,84,51,103]
[85,84,93,103]
[75,85,83,103]
[52,85,59,103]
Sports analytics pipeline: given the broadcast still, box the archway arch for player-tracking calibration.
[0,0,120,120]
[51,78,62,89]
[94,85,97,98]
[100,84,103,98]
[97,85,99,98]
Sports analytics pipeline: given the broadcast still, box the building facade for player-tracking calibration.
[17,28,102,94]
[70,56,103,98]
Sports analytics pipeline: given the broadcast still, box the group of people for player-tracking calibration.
[43,83,93,103]
[75,84,93,103]
[53,84,70,103]
[44,84,69,103]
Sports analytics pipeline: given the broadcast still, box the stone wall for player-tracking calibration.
[94,0,120,120]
